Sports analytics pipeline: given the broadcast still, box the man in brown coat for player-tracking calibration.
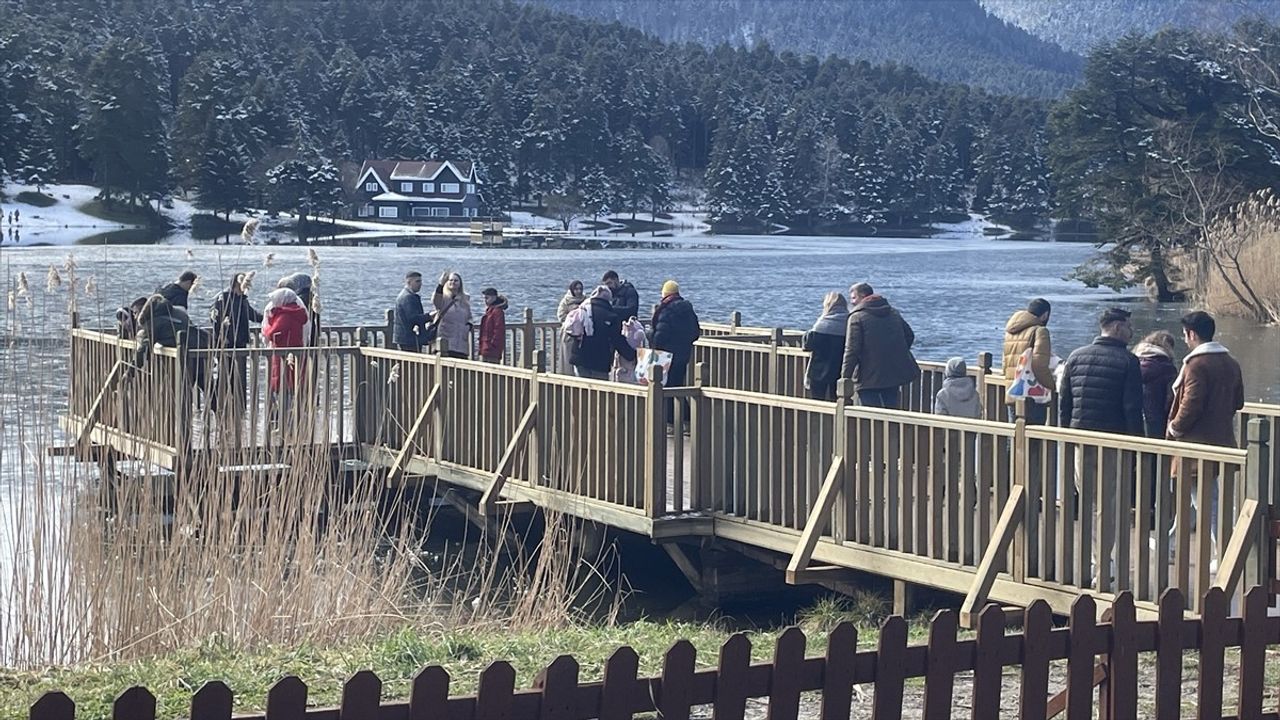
[1167,311,1244,446]
[840,282,919,408]
[1165,311,1244,568]
[1002,298,1052,424]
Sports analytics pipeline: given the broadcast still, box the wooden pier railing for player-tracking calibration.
[27,586,1280,720]
[64,316,1279,621]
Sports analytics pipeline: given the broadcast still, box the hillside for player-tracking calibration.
[983,0,1280,53]
[526,0,1082,97]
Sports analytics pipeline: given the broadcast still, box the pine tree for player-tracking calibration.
[19,115,57,191]
[195,117,252,220]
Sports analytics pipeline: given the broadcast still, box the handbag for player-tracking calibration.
[635,347,674,385]
[1006,348,1052,404]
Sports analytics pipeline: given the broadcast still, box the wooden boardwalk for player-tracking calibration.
[61,314,1280,623]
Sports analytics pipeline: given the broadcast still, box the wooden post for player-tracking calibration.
[529,349,545,485]
[691,362,711,511]
[834,378,853,542]
[433,341,446,462]
[645,365,667,519]
[383,309,394,349]
[729,311,741,334]
[1243,418,1272,594]
[768,327,784,395]
[174,331,191,457]
[1011,416,1027,582]
[893,579,914,617]
[976,351,993,421]
[521,308,535,369]
[353,327,368,446]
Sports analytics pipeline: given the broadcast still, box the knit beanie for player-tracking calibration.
[945,357,967,379]
[661,280,680,298]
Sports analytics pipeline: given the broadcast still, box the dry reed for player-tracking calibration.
[1186,188,1280,323]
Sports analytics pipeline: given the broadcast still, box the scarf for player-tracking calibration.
[810,308,848,336]
[1172,341,1230,391]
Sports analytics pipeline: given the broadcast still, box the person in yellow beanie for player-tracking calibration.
[650,279,701,391]
[661,280,680,298]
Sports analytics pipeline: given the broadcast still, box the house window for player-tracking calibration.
[365,181,379,192]
[378,206,399,218]
[400,182,414,193]
[466,183,476,194]
[358,204,374,217]
[440,183,460,194]
[412,206,432,217]
[422,182,435,193]
[432,207,450,217]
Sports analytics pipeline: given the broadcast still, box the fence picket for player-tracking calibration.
[1235,586,1268,720]
[1064,595,1098,720]
[339,671,382,720]
[265,677,307,720]
[871,615,907,720]
[190,681,233,720]
[972,604,1006,720]
[534,656,579,720]
[922,610,958,719]
[113,687,157,720]
[767,627,806,720]
[658,640,697,720]
[600,646,641,720]
[475,662,517,720]
[1154,589,1185,720]
[29,691,74,720]
[1197,587,1228,720]
[1018,600,1053,720]
[409,666,450,720]
[1106,593,1137,719]
[819,623,857,720]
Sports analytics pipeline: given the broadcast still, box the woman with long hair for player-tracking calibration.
[432,270,473,359]
[802,291,849,401]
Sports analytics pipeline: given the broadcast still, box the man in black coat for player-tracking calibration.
[570,290,635,379]
[1058,307,1143,435]
[209,273,263,349]
[650,280,701,388]
[158,270,197,309]
[602,269,639,322]
[393,271,431,352]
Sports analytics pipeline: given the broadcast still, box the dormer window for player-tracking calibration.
[400,182,414,193]
[365,181,379,192]
[466,183,476,194]
[423,182,435,193]
[441,183,460,194]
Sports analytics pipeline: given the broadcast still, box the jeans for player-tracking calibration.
[574,366,609,380]
[1007,400,1049,425]
[395,343,422,353]
[858,387,899,408]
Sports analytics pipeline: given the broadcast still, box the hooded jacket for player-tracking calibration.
[557,291,584,322]
[610,280,640,322]
[840,295,919,391]
[934,360,982,419]
[263,300,308,391]
[571,298,634,373]
[1058,336,1143,435]
[479,296,508,360]
[1167,342,1244,446]
[158,282,190,309]
[1002,310,1052,400]
[1135,342,1177,438]
[803,308,848,396]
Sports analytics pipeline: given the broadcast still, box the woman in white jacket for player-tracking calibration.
[432,271,474,358]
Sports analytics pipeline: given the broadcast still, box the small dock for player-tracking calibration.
[61,313,1280,623]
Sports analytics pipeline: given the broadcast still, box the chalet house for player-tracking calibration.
[354,160,482,221]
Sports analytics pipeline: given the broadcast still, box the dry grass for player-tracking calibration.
[1186,188,1280,323]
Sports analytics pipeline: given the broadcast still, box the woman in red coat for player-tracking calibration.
[262,288,310,433]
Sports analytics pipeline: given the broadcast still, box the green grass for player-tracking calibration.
[76,199,162,225]
[0,597,926,719]
[14,191,57,207]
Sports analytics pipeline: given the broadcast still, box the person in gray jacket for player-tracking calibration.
[933,357,982,418]
[840,282,920,408]
[393,271,430,352]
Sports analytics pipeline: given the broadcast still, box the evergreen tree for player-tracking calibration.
[195,117,252,220]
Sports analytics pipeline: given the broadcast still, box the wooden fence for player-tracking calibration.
[27,586,1280,720]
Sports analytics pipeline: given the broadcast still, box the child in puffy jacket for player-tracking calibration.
[934,357,982,419]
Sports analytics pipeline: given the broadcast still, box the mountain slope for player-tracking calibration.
[526,0,1082,98]
[983,0,1280,53]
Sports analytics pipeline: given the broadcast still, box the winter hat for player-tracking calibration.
[661,280,680,298]
[945,357,968,379]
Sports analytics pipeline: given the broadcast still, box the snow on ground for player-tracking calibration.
[164,195,259,229]
[929,212,1007,239]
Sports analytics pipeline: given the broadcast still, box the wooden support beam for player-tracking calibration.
[74,360,125,451]
[785,455,845,583]
[893,579,914,617]
[1213,498,1259,594]
[661,543,703,592]
[960,484,1026,628]
[479,401,538,512]
[438,488,522,552]
[787,565,859,585]
[386,383,441,486]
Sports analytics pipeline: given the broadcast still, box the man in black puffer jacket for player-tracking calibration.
[1058,307,1143,435]
[650,280,701,388]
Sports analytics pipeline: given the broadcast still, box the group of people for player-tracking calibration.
[117,269,321,423]
[800,289,1245,450]
[391,269,703,388]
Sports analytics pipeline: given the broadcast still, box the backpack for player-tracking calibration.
[561,305,587,339]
